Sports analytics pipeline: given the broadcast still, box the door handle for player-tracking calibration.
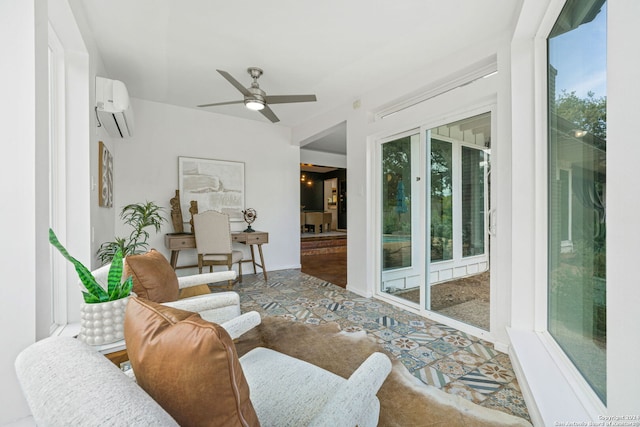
[488,209,497,236]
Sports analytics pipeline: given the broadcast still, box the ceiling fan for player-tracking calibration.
[197,67,317,123]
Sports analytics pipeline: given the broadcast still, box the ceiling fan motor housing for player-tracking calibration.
[248,67,263,80]
[245,86,266,110]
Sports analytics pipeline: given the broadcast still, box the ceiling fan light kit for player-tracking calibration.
[245,99,265,111]
[197,67,317,123]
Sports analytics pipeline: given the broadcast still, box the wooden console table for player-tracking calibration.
[164,231,269,280]
[95,340,129,368]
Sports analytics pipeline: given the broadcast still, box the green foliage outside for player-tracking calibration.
[556,90,607,146]
[553,89,607,279]
[430,139,453,261]
[382,138,412,235]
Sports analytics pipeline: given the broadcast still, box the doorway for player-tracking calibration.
[378,112,492,330]
[300,164,347,287]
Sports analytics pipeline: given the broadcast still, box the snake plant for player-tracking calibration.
[49,228,132,303]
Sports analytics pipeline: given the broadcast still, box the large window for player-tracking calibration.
[547,0,607,403]
[48,23,67,333]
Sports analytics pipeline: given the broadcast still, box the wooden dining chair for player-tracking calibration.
[193,210,243,288]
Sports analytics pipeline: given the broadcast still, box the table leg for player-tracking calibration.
[257,244,267,281]
[249,244,257,274]
[170,250,180,269]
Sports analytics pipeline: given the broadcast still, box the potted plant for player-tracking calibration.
[49,228,132,345]
[96,201,166,265]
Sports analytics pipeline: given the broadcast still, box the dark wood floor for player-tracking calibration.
[301,251,347,287]
[300,233,347,287]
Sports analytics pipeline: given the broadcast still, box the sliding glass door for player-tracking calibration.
[428,113,491,330]
[379,112,492,331]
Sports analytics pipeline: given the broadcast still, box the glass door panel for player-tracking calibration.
[380,133,422,304]
[428,113,491,330]
[461,146,486,258]
[430,139,453,263]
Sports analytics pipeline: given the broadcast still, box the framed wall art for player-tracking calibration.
[98,141,113,207]
[178,157,245,222]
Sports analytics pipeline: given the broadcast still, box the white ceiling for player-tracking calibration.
[72,0,521,145]
[301,122,347,155]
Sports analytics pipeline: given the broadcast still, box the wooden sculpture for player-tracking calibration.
[169,189,184,233]
[189,200,199,233]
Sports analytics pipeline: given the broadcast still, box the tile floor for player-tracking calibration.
[213,269,530,422]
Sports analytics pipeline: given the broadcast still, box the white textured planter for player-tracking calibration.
[78,296,129,345]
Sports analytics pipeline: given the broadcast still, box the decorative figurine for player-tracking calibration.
[242,208,257,232]
[169,189,184,233]
[189,200,199,233]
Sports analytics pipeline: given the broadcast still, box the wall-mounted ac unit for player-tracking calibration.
[95,76,134,138]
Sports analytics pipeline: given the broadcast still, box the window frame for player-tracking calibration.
[47,22,68,334]
[531,0,608,414]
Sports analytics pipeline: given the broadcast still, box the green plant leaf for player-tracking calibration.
[96,239,127,266]
[96,202,166,265]
[118,276,133,299]
[81,291,101,304]
[49,229,109,302]
[50,228,111,303]
[108,254,120,299]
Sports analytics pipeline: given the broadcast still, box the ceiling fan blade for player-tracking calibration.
[264,94,317,104]
[260,105,280,123]
[197,100,244,108]
[217,70,252,97]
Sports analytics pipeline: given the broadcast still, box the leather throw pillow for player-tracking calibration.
[124,297,260,427]
[124,249,179,303]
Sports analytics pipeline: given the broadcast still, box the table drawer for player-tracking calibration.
[236,233,268,244]
[164,234,196,249]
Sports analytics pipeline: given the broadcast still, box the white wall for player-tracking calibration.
[300,149,347,169]
[111,98,301,274]
[606,0,640,413]
[0,1,46,423]
[67,0,121,272]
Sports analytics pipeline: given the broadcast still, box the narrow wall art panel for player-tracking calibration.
[98,141,113,207]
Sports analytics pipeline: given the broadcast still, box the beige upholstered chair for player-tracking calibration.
[92,255,242,326]
[193,210,243,287]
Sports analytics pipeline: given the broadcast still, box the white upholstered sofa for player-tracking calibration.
[16,331,392,426]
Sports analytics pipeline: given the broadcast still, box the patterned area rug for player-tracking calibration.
[235,317,531,427]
